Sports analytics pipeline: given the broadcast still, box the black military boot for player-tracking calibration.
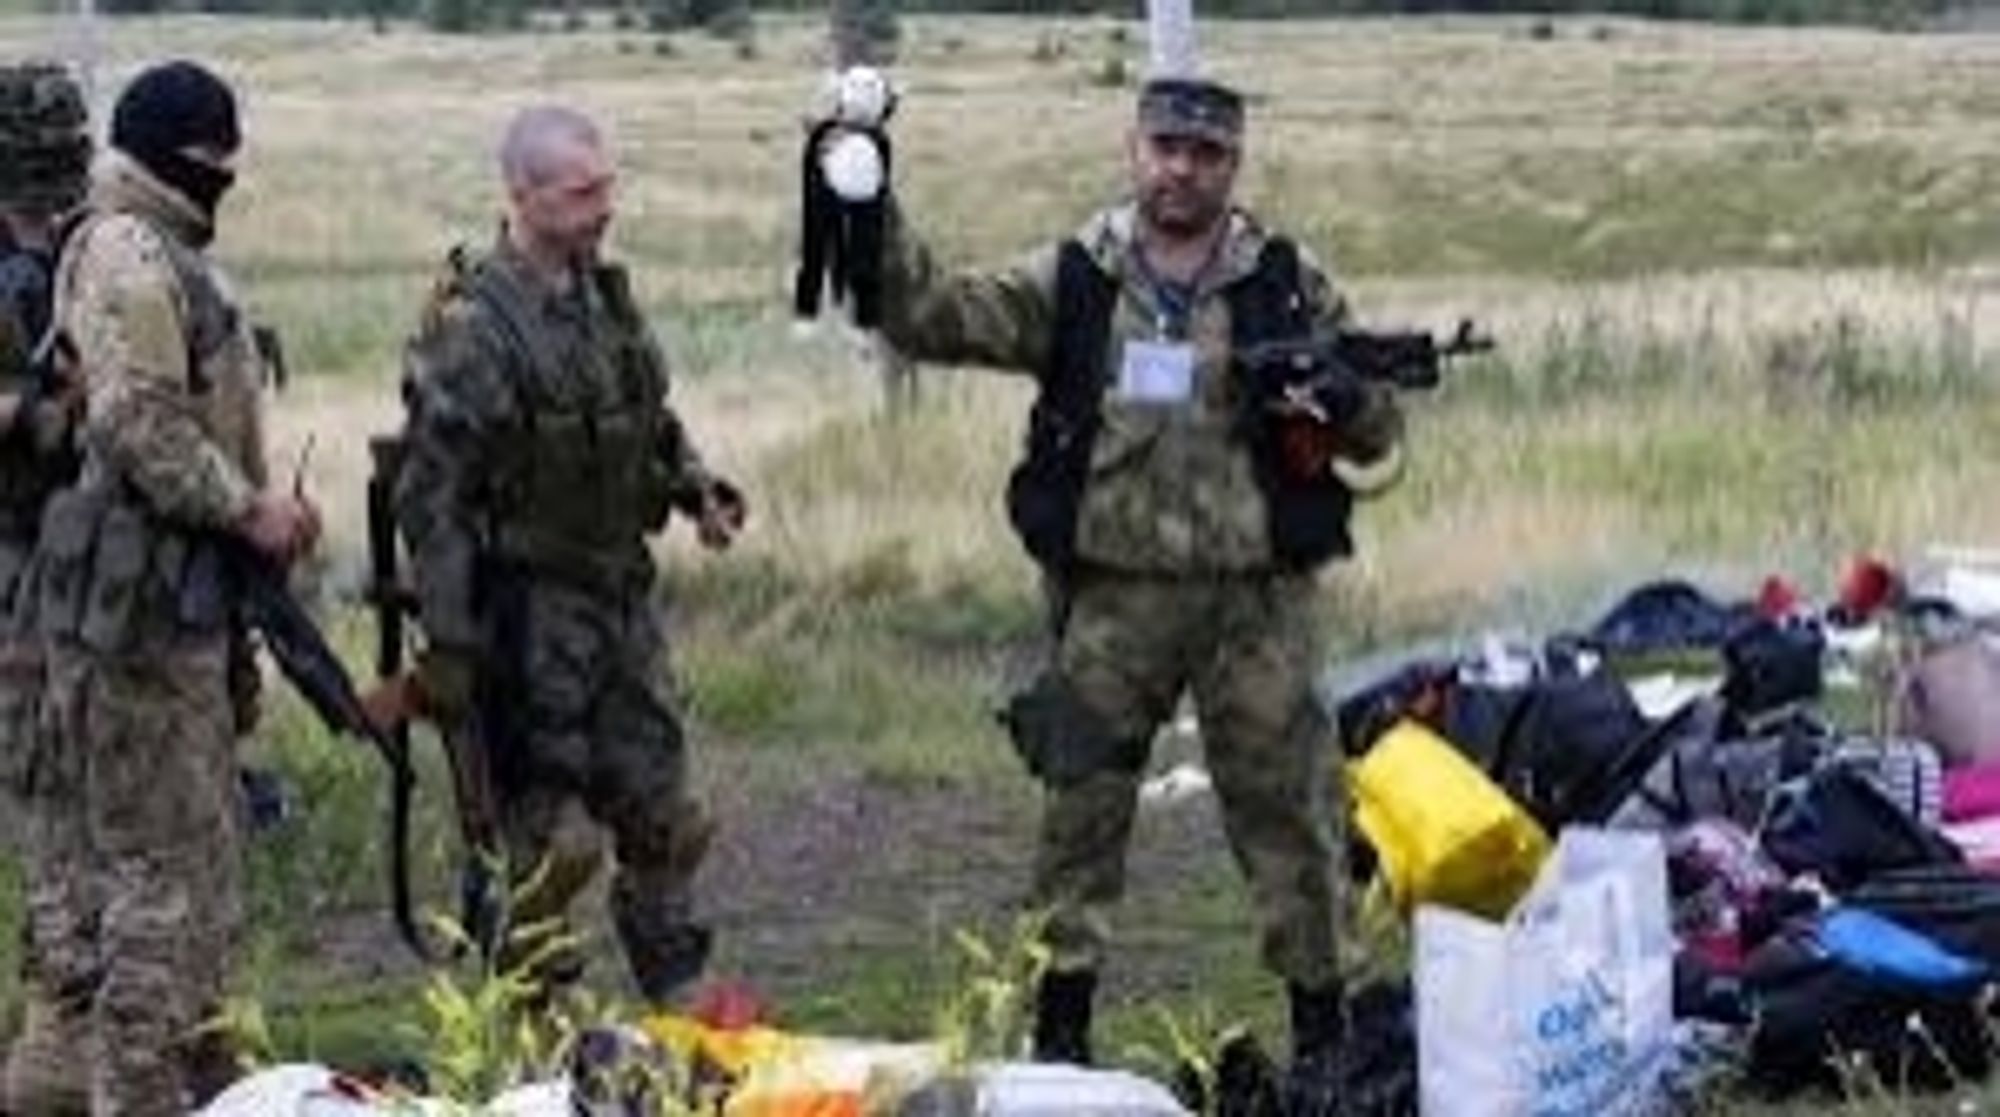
[626,922,714,1008]
[1175,1028,1283,1117]
[1282,981,1347,1117]
[1031,969,1097,1066]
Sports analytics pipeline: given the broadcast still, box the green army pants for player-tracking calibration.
[479,580,711,1004]
[1026,569,1344,989]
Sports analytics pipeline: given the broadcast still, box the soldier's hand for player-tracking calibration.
[236,489,319,564]
[360,672,423,734]
[696,477,747,551]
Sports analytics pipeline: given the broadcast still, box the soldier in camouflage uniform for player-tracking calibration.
[0,59,91,1117]
[0,61,88,839]
[28,61,318,1115]
[866,79,1405,1108]
[389,105,742,1005]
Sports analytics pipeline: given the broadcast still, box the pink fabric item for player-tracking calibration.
[1944,763,2000,823]
[1944,816,2000,871]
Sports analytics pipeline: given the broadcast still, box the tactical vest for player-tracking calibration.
[29,215,242,653]
[453,251,677,595]
[1006,237,1354,574]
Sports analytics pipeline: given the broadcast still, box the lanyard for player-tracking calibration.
[1130,237,1222,342]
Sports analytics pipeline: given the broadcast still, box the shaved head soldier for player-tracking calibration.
[382,104,744,1009]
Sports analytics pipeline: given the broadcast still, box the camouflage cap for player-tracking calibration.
[1136,77,1244,147]
[0,62,91,212]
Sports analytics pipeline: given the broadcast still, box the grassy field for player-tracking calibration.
[3,9,2000,1111]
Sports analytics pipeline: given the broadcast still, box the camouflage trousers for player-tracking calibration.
[469,580,710,1004]
[0,639,37,853]
[1,532,38,851]
[33,636,243,1117]
[2,635,92,1117]
[1025,569,1343,989]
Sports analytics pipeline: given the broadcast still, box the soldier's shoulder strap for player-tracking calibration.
[588,260,670,405]
[1045,238,1117,416]
[447,245,566,413]
[589,260,643,330]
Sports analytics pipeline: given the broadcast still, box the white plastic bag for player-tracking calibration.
[973,1062,1188,1115]
[196,1065,393,1116]
[196,1063,578,1117]
[1415,828,1673,1117]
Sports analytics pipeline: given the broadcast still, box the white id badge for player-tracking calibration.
[1115,340,1197,404]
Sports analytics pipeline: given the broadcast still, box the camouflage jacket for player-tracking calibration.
[878,201,1402,575]
[395,233,710,652]
[54,151,268,533]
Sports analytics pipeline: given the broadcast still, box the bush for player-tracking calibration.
[643,0,682,31]
[423,0,476,33]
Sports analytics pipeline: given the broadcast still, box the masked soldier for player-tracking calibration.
[0,59,90,1117]
[384,105,743,1007]
[859,77,1406,1110]
[30,60,317,1113]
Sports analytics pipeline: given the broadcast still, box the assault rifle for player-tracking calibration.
[1237,320,1495,484]
[221,532,430,960]
[1238,319,1495,417]
[366,435,507,962]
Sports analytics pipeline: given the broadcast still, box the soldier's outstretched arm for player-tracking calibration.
[65,218,257,528]
[876,200,1057,376]
[394,304,515,661]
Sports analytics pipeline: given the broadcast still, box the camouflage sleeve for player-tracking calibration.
[393,297,517,652]
[64,216,257,528]
[635,324,715,512]
[1298,245,1404,474]
[877,200,1057,376]
[657,408,716,518]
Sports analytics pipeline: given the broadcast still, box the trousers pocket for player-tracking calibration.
[0,672,31,799]
[78,505,153,653]
[33,489,100,641]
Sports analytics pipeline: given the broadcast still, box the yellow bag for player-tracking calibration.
[1350,719,1552,920]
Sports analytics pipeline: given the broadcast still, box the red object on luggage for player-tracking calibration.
[690,979,768,1032]
[1839,555,1901,619]
[1757,575,1804,620]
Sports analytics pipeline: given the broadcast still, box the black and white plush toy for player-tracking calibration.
[794,66,896,330]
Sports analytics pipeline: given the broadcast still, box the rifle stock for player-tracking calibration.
[367,434,506,960]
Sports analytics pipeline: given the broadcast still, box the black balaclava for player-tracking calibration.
[110,60,240,221]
